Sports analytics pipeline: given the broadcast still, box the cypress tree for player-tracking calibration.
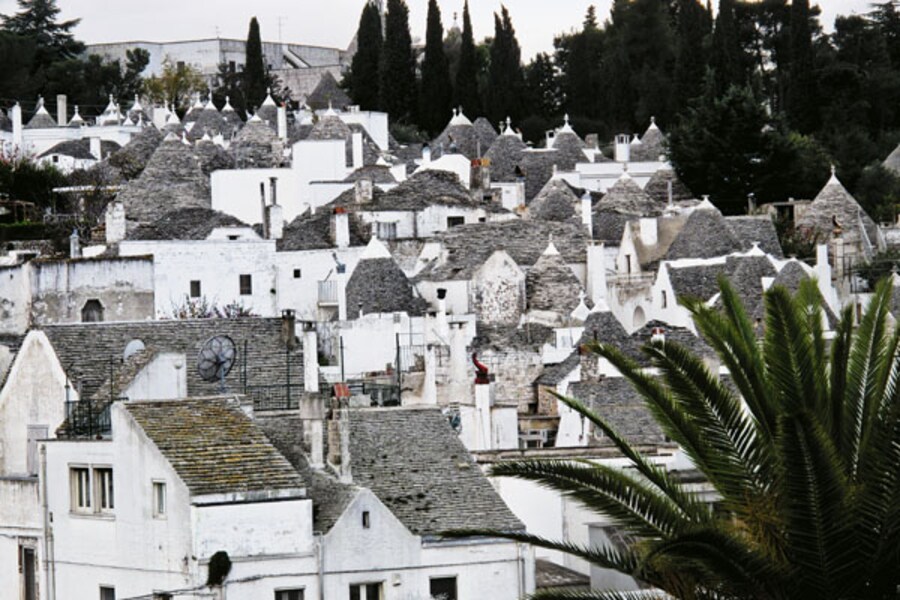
[674,0,710,112]
[486,6,526,124]
[710,0,744,95]
[1,0,83,62]
[420,0,453,134]
[379,0,417,124]
[243,17,268,113]
[787,0,816,133]
[349,2,383,110]
[454,0,480,117]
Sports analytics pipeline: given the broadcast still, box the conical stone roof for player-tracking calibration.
[526,246,584,313]
[195,138,235,175]
[596,173,664,215]
[116,135,211,224]
[473,117,498,155]
[529,178,579,222]
[107,125,163,180]
[794,171,881,254]
[230,119,283,168]
[346,248,427,317]
[665,201,742,260]
[306,72,352,111]
[186,103,227,141]
[631,119,667,162]
[643,168,692,204]
[485,133,527,182]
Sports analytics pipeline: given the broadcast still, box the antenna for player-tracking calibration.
[197,335,237,393]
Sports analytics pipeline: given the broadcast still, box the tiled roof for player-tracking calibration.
[668,262,729,301]
[306,72,352,111]
[529,178,579,222]
[346,257,427,316]
[349,407,524,535]
[278,208,370,251]
[116,137,211,224]
[643,168,692,204]
[665,204,742,260]
[570,377,668,447]
[230,120,283,168]
[257,414,356,533]
[726,216,783,258]
[125,397,305,496]
[43,318,303,401]
[484,133,527,183]
[535,559,590,590]
[128,207,248,240]
[107,126,162,180]
[526,249,584,313]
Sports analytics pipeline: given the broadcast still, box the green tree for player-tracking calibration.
[452,278,900,599]
[243,17,267,113]
[1,0,83,62]
[524,52,562,120]
[485,6,526,124]
[673,0,711,111]
[787,0,817,133]
[419,0,453,135]
[710,0,746,94]
[143,59,207,112]
[454,1,480,117]
[0,32,35,101]
[0,154,66,209]
[349,1,383,111]
[379,0,417,123]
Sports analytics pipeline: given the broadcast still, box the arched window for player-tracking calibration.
[633,306,646,329]
[81,299,104,322]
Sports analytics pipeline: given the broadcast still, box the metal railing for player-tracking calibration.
[63,399,113,438]
[244,384,307,411]
[318,280,339,305]
[347,381,400,407]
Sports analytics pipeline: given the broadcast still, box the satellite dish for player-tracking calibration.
[123,339,146,361]
[197,335,237,392]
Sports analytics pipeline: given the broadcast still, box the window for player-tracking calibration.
[624,254,632,275]
[81,299,104,322]
[190,280,201,298]
[349,583,382,600]
[239,274,252,295]
[153,481,166,518]
[293,268,301,279]
[228,60,236,73]
[376,222,397,240]
[100,586,115,600]
[275,590,304,600]
[430,577,457,600]
[661,290,667,308]
[227,234,239,241]
[362,510,370,528]
[95,468,114,512]
[52,155,59,163]
[446,216,465,228]
[176,61,185,70]
[20,545,36,600]
[71,467,91,511]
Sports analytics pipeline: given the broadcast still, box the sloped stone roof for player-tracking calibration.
[520,149,561,201]
[432,122,478,160]
[38,139,119,160]
[665,203,742,260]
[116,136,211,223]
[473,117,498,154]
[726,216,783,258]
[346,257,427,316]
[526,248,583,313]
[25,106,57,129]
[593,211,632,244]
[278,208,370,251]
[643,168,692,204]
[128,207,248,240]
[883,143,900,176]
[529,178,579,222]
[350,407,524,536]
[308,113,352,141]
[668,262,729,301]
[550,131,587,170]
[485,133,527,183]
[570,378,668,447]
[535,559,591,590]
[256,102,278,131]
[186,105,227,141]
[354,169,474,211]
[595,174,663,216]
[633,320,712,358]
[536,349,580,386]
[306,72,352,111]
[721,255,778,320]
[126,397,304,496]
[194,138,235,175]
[344,164,396,184]
[230,120,283,168]
[772,260,810,292]
[107,126,163,180]
[794,173,880,255]
[43,318,303,400]
[630,120,666,162]
[419,220,590,281]
[473,323,555,352]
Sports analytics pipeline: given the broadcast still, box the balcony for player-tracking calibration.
[318,280,339,306]
[60,399,114,438]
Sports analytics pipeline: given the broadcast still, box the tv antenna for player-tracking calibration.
[197,335,237,393]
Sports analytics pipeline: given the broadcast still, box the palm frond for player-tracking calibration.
[529,590,668,600]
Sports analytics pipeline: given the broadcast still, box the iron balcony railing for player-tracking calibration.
[63,399,114,438]
[243,384,307,411]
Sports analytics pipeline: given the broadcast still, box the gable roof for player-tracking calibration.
[125,397,304,496]
[128,207,248,240]
[349,407,524,536]
[42,318,302,400]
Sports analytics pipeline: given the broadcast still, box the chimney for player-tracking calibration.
[640,217,658,246]
[422,344,438,405]
[69,229,81,258]
[281,309,297,349]
[515,180,526,209]
[260,182,268,238]
[89,137,102,160]
[269,177,278,205]
[354,179,373,204]
[479,158,491,190]
[302,321,319,393]
[422,144,431,165]
[56,94,67,127]
[615,134,631,162]
[586,242,607,306]
[338,407,352,483]
[277,104,287,141]
[585,133,599,150]
[474,369,493,451]
[332,207,350,248]
[580,190,592,233]
[448,322,468,392]
[266,203,283,239]
[105,200,126,244]
[336,260,348,321]
[435,288,449,341]
[667,180,673,206]
[11,103,23,151]
[351,131,363,170]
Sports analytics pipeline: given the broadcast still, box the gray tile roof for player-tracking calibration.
[473,117,498,155]
[665,204,742,260]
[570,378,668,447]
[535,558,590,590]
[194,138,236,175]
[306,72,352,111]
[186,106,228,142]
[278,208,370,251]
[794,174,880,255]
[536,349,580,385]
[484,133,527,183]
[643,168,692,204]
[256,414,357,534]
[125,397,305,496]
[128,207,248,240]
[668,262,729,301]
[432,122,479,160]
[526,250,584,313]
[344,165,396,184]
[43,318,303,400]
[230,120,283,168]
[529,178,579,222]
[595,174,663,216]
[116,136,211,224]
[418,220,590,281]
[550,131,587,170]
[726,216,783,258]
[520,150,561,201]
[630,121,666,162]
[346,257,427,317]
[349,407,525,535]
[107,126,163,180]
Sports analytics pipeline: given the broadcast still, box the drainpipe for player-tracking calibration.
[41,444,57,600]
[317,533,325,600]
